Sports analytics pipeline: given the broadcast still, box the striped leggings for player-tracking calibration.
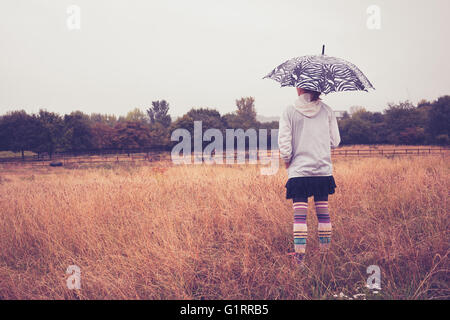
[293,194,332,254]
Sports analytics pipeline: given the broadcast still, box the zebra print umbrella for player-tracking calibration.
[263,54,374,94]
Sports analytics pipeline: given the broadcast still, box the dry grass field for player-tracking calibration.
[0,154,448,299]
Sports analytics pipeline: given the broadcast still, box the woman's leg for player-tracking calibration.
[314,194,332,251]
[292,197,308,259]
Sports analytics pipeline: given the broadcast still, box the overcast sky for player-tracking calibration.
[1,0,449,119]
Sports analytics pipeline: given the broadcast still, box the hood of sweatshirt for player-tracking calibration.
[294,93,322,118]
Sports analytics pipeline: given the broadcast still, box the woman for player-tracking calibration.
[278,87,341,264]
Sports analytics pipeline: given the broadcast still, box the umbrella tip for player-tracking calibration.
[322,45,325,55]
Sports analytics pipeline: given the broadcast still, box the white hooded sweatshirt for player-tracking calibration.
[278,93,341,178]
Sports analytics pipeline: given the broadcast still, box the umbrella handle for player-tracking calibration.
[322,45,325,55]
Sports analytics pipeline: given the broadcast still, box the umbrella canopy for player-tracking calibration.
[263,52,375,94]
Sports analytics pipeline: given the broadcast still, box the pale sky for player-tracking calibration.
[0,0,449,118]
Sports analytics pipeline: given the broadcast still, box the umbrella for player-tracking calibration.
[263,45,374,94]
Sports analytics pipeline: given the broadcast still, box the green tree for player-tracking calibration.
[186,108,227,131]
[148,122,171,146]
[427,95,450,144]
[90,113,118,127]
[398,127,426,145]
[33,110,64,158]
[91,122,115,149]
[349,106,366,115]
[352,109,382,123]
[234,97,258,129]
[62,111,94,151]
[222,112,240,129]
[0,110,37,160]
[383,101,425,145]
[112,121,152,150]
[169,108,222,150]
[170,114,194,133]
[126,108,148,124]
[147,100,172,127]
[339,117,373,145]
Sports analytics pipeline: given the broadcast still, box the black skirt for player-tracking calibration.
[285,176,337,199]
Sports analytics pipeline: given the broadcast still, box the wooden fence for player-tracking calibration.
[0,147,448,168]
[330,147,449,157]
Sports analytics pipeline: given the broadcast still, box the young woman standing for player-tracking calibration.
[278,87,341,264]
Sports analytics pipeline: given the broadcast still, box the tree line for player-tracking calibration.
[0,95,448,159]
[0,97,277,159]
[338,96,449,146]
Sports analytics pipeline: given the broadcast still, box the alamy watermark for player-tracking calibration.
[65,5,380,31]
[67,5,81,31]
[170,121,280,175]
[367,5,381,30]
[66,265,81,290]
[366,265,381,290]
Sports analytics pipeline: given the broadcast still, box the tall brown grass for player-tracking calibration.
[0,156,448,299]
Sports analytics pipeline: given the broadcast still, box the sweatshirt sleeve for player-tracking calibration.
[278,106,293,163]
[329,109,341,148]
